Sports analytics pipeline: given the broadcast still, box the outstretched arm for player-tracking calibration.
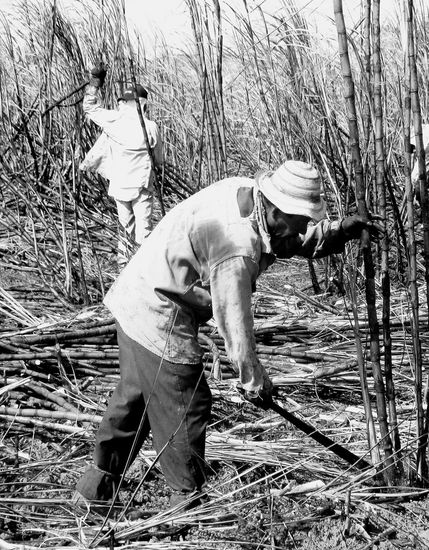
[83,65,119,128]
[276,216,381,259]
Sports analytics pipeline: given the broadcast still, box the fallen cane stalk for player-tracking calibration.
[0,406,102,423]
[360,526,396,550]
[0,414,92,435]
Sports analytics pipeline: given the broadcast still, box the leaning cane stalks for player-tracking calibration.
[212,0,227,178]
[186,0,227,182]
[333,0,395,483]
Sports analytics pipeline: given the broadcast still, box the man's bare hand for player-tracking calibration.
[238,372,274,410]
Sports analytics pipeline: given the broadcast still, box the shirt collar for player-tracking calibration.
[253,182,273,255]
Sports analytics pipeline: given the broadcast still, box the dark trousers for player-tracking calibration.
[78,322,212,500]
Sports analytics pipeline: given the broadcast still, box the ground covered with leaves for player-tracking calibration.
[1,259,429,549]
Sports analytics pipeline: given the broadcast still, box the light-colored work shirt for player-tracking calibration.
[411,124,429,185]
[104,177,345,390]
[81,85,162,201]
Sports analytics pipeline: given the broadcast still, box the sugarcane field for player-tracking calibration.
[2,0,429,548]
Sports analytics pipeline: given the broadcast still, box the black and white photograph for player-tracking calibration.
[0,0,429,548]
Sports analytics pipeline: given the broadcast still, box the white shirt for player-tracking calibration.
[104,177,345,391]
[82,85,162,201]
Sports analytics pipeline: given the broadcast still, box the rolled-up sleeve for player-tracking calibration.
[210,256,265,391]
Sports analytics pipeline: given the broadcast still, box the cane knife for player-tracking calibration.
[268,399,371,471]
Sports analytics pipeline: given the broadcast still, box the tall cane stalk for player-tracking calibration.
[333,0,395,483]
[372,0,402,461]
[404,0,428,482]
[409,1,429,317]
[347,260,381,466]
[120,0,165,216]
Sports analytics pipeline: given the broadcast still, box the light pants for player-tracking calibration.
[115,188,153,265]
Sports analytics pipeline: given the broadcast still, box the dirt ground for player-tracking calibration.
[1,258,429,549]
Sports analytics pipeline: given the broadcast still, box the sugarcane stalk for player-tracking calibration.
[362,0,372,164]
[372,0,402,460]
[333,0,395,482]
[202,3,225,180]
[242,0,277,134]
[120,1,165,216]
[8,322,116,345]
[187,0,223,181]
[0,349,119,361]
[26,381,80,413]
[212,0,227,177]
[70,157,91,304]
[0,406,102,424]
[409,0,429,472]
[409,7,429,308]
[186,0,206,155]
[347,260,381,466]
[57,174,73,299]
[0,414,91,436]
[404,0,427,482]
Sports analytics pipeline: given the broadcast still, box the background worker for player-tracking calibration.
[75,160,379,513]
[411,123,429,193]
[80,66,163,266]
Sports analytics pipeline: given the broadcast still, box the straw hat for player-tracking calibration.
[257,160,326,221]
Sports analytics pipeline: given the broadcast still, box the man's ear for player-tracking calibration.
[271,206,283,221]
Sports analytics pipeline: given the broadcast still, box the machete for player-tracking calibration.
[269,398,372,471]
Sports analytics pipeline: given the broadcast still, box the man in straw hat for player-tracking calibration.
[80,66,162,267]
[75,160,379,515]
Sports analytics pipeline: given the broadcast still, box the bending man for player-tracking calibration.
[76,160,378,511]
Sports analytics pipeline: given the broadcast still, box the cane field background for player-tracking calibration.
[1,0,429,548]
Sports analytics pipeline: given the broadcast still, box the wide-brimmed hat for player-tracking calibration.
[257,160,326,221]
[119,84,148,101]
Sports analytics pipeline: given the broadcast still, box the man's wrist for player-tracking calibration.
[332,219,347,241]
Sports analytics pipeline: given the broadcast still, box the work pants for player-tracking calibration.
[116,188,153,266]
[76,322,211,501]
